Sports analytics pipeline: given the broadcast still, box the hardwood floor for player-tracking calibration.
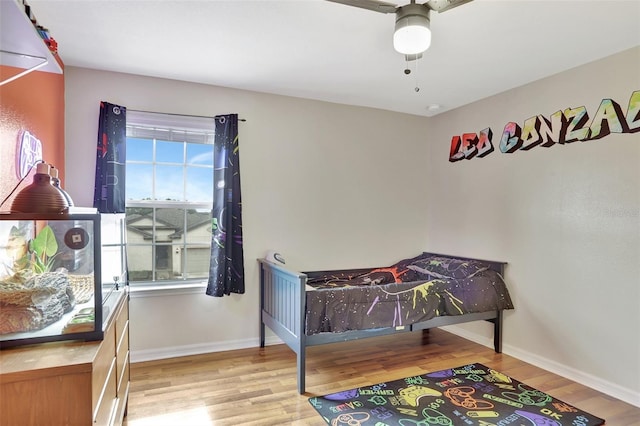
[123,329,639,425]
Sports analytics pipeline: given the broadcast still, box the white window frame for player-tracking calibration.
[125,110,215,290]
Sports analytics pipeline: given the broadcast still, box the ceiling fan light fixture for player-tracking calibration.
[393,8,431,55]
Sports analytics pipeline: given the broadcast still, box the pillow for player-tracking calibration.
[407,256,489,279]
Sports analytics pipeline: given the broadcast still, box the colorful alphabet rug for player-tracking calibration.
[308,363,605,426]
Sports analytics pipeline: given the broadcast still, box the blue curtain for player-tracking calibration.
[206,114,245,297]
[93,101,126,213]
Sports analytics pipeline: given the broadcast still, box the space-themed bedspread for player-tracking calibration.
[304,254,514,336]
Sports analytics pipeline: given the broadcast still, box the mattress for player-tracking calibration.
[303,253,514,335]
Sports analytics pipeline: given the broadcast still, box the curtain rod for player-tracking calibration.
[128,109,246,122]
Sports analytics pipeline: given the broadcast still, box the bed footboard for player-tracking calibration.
[258,259,308,393]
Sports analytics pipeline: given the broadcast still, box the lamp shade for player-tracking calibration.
[50,166,74,207]
[394,14,431,55]
[10,162,70,213]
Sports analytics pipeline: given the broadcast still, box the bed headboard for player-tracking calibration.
[421,252,507,275]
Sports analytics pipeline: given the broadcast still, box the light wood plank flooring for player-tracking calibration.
[123,329,639,425]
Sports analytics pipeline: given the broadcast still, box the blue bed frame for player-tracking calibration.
[258,252,507,394]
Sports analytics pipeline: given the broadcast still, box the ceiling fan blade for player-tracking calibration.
[326,0,399,14]
[426,0,473,13]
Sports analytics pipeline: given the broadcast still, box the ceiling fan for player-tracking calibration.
[327,0,473,57]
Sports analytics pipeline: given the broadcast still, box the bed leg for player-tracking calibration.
[260,317,265,348]
[493,311,503,353]
[259,263,266,348]
[298,349,306,394]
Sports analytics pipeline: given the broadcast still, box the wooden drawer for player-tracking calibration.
[113,294,129,426]
[92,320,116,413]
[116,323,129,388]
[93,358,117,425]
[115,300,128,346]
[118,353,129,397]
[114,375,130,426]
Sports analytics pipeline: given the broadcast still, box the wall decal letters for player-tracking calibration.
[449,90,639,162]
[563,106,590,143]
[626,90,640,131]
[499,122,521,154]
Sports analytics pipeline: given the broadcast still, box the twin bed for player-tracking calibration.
[258,252,514,394]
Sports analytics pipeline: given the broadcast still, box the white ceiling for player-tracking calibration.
[27,0,640,117]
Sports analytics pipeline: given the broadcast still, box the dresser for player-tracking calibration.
[0,289,129,426]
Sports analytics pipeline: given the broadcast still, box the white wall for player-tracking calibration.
[63,67,431,353]
[426,47,639,406]
[64,47,639,406]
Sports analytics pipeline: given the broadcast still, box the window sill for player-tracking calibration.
[129,281,208,298]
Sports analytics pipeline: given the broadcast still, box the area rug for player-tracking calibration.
[308,363,604,425]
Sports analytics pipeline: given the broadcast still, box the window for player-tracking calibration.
[125,111,215,285]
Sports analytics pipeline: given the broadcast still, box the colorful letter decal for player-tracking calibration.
[449,90,639,162]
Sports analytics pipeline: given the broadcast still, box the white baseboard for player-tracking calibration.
[130,335,283,364]
[441,325,640,408]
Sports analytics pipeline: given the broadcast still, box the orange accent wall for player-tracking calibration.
[0,65,65,212]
